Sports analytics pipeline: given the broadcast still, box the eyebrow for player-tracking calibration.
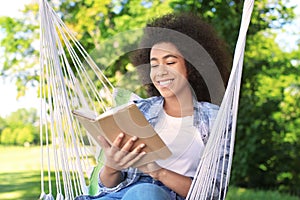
[150,54,179,61]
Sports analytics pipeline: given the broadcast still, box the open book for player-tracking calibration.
[72,103,172,167]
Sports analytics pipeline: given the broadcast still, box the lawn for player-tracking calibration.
[0,145,299,200]
[0,146,43,199]
[0,171,41,199]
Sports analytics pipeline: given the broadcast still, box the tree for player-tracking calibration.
[0,8,39,97]
[0,0,299,194]
[0,108,39,146]
[15,126,35,145]
[0,117,6,143]
[231,29,300,193]
[1,127,15,145]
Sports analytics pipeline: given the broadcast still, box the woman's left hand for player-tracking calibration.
[139,162,192,198]
[138,162,163,179]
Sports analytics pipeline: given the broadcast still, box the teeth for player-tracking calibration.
[159,80,173,86]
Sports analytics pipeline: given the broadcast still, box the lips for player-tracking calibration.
[158,79,174,86]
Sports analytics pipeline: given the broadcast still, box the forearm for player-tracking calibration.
[151,168,192,198]
[99,165,124,188]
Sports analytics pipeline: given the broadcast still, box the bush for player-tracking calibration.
[1,128,16,145]
[15,126,35,145]
[0,108,40,146]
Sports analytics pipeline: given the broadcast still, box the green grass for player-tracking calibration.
[0,171,41,200]
[0,145,299,200]
[0,146,42,199]
[226,187,300,200]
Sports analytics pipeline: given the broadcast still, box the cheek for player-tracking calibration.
[150,68,156,82]
[181,63,188,78]
[175,64,188,79]
[183,69,188,79]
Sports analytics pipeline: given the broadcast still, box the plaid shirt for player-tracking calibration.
[97,96,226,199]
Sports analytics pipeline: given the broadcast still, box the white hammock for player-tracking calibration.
[38,0,254,199]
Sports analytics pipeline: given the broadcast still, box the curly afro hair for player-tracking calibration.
[130,12,232,103]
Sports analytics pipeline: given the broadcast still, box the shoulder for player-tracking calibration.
[194,101,220,144]
[133,96,164,122]
[196,101,220,129]
[198,101,220,109]
[198,101,219,118]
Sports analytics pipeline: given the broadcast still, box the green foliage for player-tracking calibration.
[0,117,7,135]
[169,0,295,51]
[0,108,39,146]
[0,0,295,98]
[1,128,15,145]
[0,14,39,98]
[231,30,300,194]
[0,0,299,196]
[15,126,36,145]
[6,108,38,125]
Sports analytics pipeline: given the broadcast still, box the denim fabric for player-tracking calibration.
[74,175,180,200]
[122,183,171,200]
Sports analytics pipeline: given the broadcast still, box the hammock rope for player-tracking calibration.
[186,1,254,199]
[39,1,115,199]
[38,0,254,199]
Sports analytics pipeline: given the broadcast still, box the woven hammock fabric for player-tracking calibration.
[38,0,254,199]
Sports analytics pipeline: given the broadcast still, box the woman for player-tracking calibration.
[76,12,231,200]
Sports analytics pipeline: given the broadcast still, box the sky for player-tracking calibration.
[0,0,299,118]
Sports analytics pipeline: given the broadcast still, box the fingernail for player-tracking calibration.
[140,143,145,148]
[131,136,138,141]
[119,133,124,138]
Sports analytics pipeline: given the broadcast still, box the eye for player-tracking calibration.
[150,61,159,68]
[150,64,159,68]
[165,57,177,65]
[167,62,175,65]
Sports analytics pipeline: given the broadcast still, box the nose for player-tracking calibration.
[156,64,168,77]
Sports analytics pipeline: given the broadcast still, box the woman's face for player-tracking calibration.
[150,42,189,99]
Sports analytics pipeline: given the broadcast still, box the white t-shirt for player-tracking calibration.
[154,110,205,177]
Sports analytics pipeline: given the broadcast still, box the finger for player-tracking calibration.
[121,136,138,152]
[125,151,146,168]
[111,133,125,153]
[132,143,146,154]
[113,148,127,164]
[119,143,146,166]
[97,135,111,149]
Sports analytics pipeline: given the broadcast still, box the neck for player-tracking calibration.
[163,91,194,118]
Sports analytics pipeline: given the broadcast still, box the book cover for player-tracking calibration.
[72,103,172,167]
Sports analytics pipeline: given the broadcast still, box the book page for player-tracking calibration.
[72,109,98,120]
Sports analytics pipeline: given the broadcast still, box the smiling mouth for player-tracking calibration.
[158,79,174,86]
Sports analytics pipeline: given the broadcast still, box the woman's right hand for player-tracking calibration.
[98,133,146,172]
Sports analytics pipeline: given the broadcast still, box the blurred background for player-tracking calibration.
[0,0,299,199]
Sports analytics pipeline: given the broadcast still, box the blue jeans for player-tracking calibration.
[74,175,180,200]
[97,183,170,200]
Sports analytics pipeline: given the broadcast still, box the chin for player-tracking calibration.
[159,91,176,99]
